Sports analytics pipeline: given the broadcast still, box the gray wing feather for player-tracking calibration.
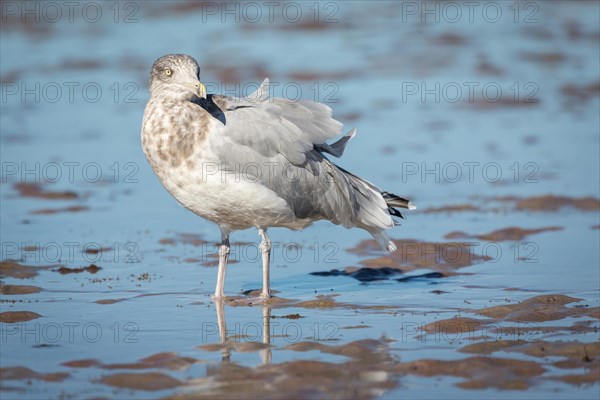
[217,78,343,165]
[245,78,270,102]
[315,128,356,158]
[210,79,395,234]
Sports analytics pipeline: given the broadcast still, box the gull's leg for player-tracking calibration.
[214,231,230,298]
[215,297,227,342]
[258,228,272,298]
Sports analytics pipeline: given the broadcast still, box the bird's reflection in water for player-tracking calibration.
[214,298,231,363]
[200,299,402,398]
[212,298,272,366]
[260,305,272,364]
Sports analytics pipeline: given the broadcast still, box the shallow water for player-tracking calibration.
[1,1,599,399]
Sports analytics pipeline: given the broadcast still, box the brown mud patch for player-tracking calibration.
[395,356,545,390]
[380,145,398,155]
[94,298,126,305]
[0,261,49,279]
[477,60,504,76]
[201,64,269,85]
[338,111,362,122]
[461,340,599,362]
[460,340,600,385]
[564,18,600,41]
[520,51,566,65]
[492,195,600,211]
[420,204,481,214]
[293,295,395,311]
[561,81,600,108]
[445,226,563,241]
[173,242,261,267]
[347,239,486,274]
[60,58,104,70]
[146,1,206,15]
[0,311,42,323]
[64,352,199,372]
[0,283,41,295]
[0,367,68,382]
[159,233,207,247]
[418,294,599,343]
[522,135,540,145]
[342,325,371,330]
[200,255,239,267]
[286,339,393,361]
[433,33,467,46]
[84,247,114,255]
[30,206,89,215]
[54,264,101,275]
[521,26,554,41]
[475,294,597,323]
[287,70,359,82]
[13,183,78,200]
[552,367,600,385]
[0,69,21,84]
[274,19,350,32]
[485,318,598,338]
[0,14,55,36]
[62,359,100,368]
[460,340,530,355]
[94,291,199,305]
[103,352,200,371]
[465,97,540,110]
[99,372,182,391]
[421,317,489,335]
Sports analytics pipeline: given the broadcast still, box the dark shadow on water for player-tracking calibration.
[396,272,445,283]
[310,267,402,282]
[310,267,445,283]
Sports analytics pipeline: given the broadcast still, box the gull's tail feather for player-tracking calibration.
[370,230,398,252]
[332,166,415,228]
[382,191,416,220]
[372,192,415,250]
[382,192,416,210]
[321,162,414,253]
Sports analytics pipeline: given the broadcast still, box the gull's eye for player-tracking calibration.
[164,68,172,76]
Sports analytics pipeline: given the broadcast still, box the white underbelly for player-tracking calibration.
[157,166,308,231]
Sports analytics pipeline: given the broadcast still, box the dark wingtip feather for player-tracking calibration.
[388,206,404,219]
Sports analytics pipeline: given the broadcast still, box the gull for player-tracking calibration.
[141,54,415,299]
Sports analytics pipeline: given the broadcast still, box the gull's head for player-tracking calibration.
[149,54,206,100]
